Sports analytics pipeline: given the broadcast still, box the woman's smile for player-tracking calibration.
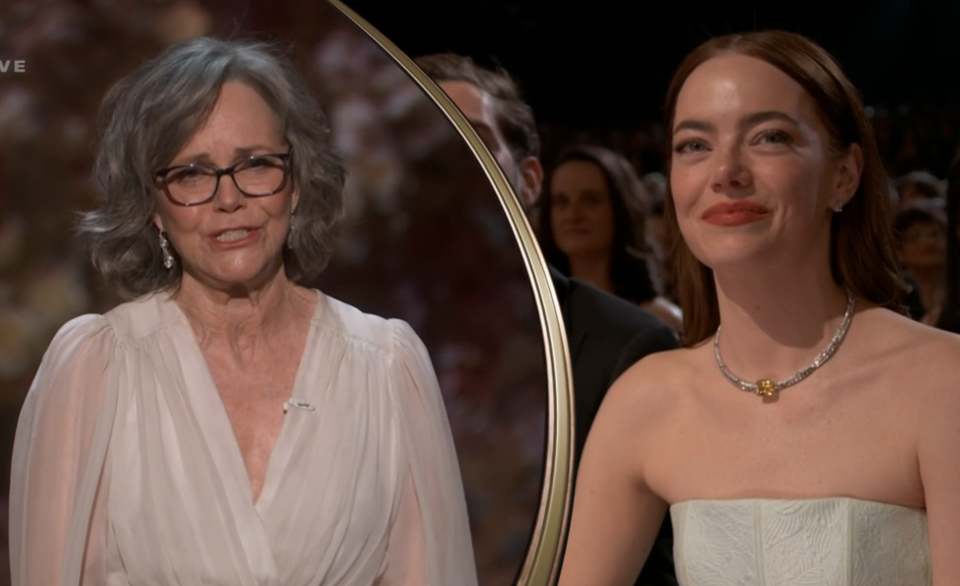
[701,200,772,226]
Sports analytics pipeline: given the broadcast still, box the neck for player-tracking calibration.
[711,246,854,384]
[567,253,613,294]
[174,268,310,350]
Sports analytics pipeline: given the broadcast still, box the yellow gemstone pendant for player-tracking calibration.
[756,379,777,397]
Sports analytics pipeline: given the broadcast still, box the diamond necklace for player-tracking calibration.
[713,289,856,397]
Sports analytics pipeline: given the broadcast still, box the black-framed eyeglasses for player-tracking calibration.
[153,152,293,207]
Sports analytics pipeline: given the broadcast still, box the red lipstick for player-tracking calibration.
[701,201,770,226]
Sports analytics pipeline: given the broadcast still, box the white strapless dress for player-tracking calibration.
[670,498,930,586]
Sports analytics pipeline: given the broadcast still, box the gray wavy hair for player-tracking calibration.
[80,37,345,299]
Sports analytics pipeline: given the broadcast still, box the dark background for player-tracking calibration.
[342,0,960,125]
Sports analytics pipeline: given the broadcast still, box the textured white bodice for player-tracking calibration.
[671,498,930,586]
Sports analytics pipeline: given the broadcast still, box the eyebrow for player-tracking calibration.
[234,144,280,156]
[673,110,803,135]
[169,144,282,166]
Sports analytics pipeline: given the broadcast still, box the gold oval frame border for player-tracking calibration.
[324,2,575,584]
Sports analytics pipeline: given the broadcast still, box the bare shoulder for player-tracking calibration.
[857,307,960,408]
[612,342,701,392]
[859,307,960,366]
[593,345,701,447]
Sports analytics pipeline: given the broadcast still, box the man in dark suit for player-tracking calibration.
[416,53,678,586]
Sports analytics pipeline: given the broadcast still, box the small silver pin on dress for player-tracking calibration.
[283,398,315,413]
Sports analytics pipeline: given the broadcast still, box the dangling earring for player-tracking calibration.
[832,202,843,213]
[287,212,296,249]
[159,231,175,269]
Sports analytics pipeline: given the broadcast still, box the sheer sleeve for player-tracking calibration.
[10,314,119,586]
[377,320,478,586]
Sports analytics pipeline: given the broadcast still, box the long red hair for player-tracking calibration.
[662,30,907,347]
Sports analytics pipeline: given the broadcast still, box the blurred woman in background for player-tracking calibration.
[540,144,683,332]
[893,199,948,323]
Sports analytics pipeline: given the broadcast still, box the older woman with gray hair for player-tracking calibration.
[10,37,477,586]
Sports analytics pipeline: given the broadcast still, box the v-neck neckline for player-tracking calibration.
[163,289,324,513]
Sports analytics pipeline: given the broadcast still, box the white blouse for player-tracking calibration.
[10,290,478,586]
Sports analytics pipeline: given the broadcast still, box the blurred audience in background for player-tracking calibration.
[539,145,682,333]
[896,170,945,211]
[894,200,948,323]
[933,152,960,334]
